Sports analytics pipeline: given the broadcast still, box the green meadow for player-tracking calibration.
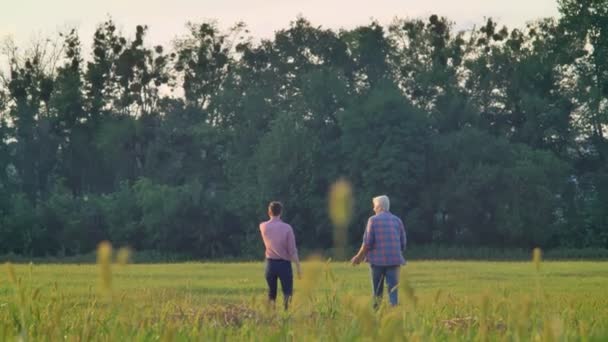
[1,258,607,341]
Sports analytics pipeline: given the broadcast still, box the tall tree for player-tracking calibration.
[559,0,608,155]
[389,15,471,133]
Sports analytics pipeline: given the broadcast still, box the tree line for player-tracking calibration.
[1,0,607,258]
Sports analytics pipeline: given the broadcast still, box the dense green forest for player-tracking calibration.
[0,0,607,258]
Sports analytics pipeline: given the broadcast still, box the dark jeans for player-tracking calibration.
[265,259,293,310]
[370,265,400,308]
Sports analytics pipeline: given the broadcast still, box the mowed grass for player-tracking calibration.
[1,260,607,341]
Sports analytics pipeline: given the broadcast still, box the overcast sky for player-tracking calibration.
[1,0,560,51]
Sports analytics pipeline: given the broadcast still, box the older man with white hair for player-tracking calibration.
[351,195,406,308]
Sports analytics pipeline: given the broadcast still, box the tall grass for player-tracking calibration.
[1,245,607,340]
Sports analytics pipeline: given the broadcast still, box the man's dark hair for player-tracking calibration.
[269,201,283,216]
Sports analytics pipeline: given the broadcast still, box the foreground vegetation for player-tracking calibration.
[1,256,607,340]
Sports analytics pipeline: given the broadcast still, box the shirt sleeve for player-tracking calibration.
[259,223,264,241]
[399,219,406,251]
[363,218,374,247]
[287,226,300,263]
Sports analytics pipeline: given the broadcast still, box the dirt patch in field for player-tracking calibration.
[441,316,506,332]
[170,304,268,327]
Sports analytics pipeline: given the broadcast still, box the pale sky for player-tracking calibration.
[1,0,560,53]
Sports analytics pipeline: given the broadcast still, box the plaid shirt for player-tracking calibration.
[362,211,406,266]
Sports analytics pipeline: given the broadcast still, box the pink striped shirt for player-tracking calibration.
[259,217,299,263]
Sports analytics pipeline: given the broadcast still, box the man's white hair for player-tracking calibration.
[373,195,390,211]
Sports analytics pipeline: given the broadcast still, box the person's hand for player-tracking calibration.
[350,255,361,266]
[296,265,302,279]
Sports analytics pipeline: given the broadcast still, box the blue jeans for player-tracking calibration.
[265,259,293,309]
[370,265,400,308]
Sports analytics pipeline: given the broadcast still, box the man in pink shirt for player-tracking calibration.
[259,201,301,310]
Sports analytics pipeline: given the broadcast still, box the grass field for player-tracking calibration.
[1,257,607,341]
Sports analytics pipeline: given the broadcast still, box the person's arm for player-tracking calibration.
[259,223,266,260]
[351,218,373,266]
[400,219,406,251]
[287,227,301,278]
[351,243,369,265]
